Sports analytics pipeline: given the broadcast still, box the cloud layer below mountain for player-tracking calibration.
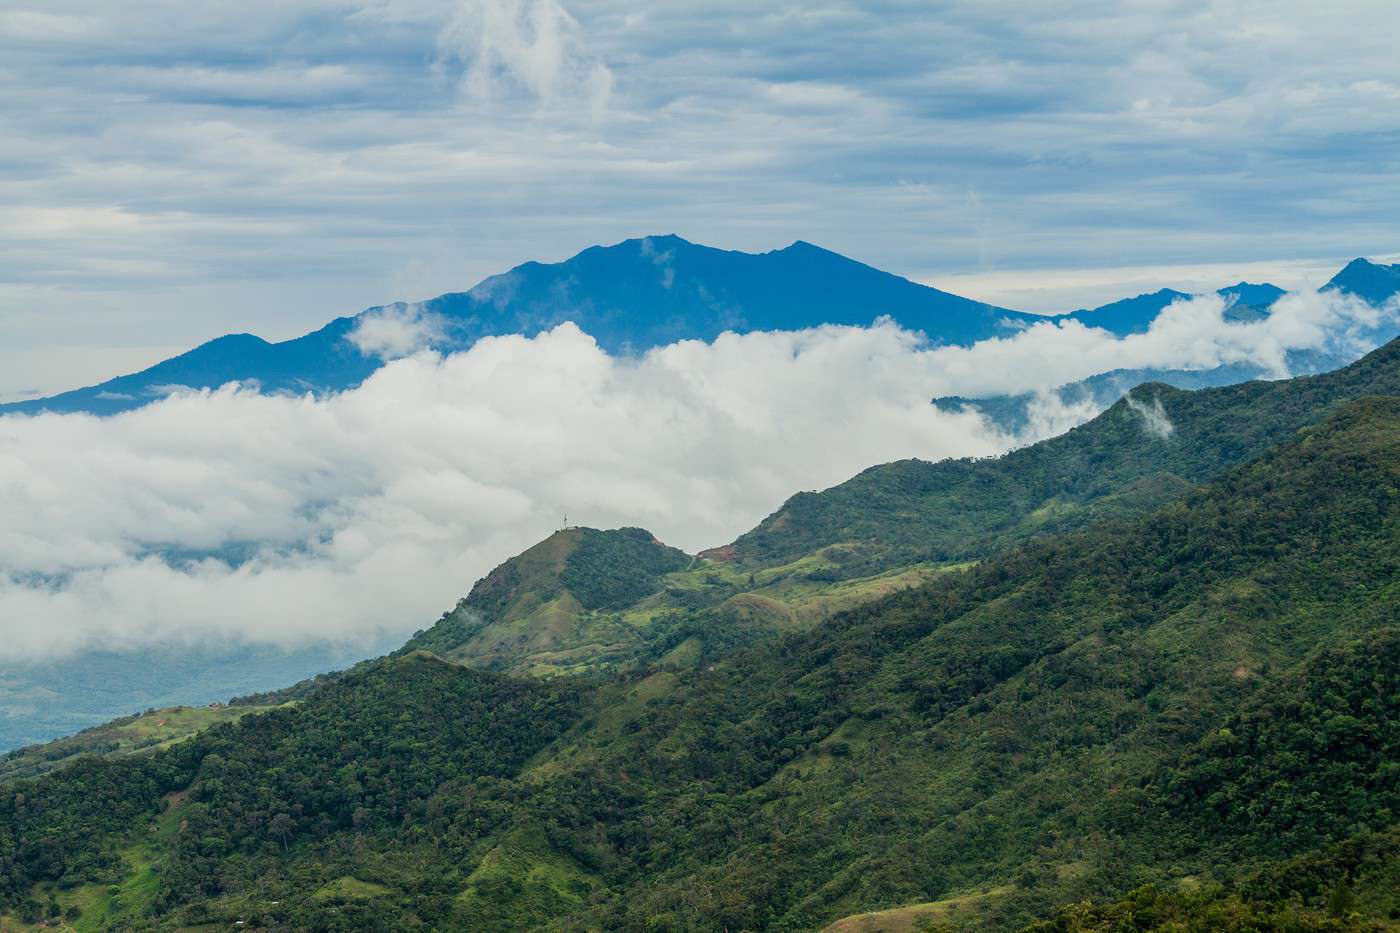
[0,287,1392,661]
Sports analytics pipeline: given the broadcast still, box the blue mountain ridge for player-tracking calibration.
[2,235,1395,418]
[935,262,1400,433]
[1057,281,1287,335]
[2,236,1038,416]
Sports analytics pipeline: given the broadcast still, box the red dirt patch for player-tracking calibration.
[698,544,737,562]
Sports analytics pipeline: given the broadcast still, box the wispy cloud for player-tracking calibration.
[436,0,612,112]
[348,302,446,358]
[1126,392,1175,440]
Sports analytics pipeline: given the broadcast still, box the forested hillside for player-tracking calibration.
[0,704,279,785]
[400,526,692,675]
[733,337,1400,573]
[3,384,1399,929]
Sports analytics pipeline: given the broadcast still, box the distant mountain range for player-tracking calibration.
[5,235,1032,415]
[7,236,1394,418]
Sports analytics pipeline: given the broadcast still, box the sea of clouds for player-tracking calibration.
[0,286,1393,662]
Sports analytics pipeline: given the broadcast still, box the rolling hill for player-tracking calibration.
[4,342,1400,930]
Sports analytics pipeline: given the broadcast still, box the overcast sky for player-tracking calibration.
[3,0,1399,398]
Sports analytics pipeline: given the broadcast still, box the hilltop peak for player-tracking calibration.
[402,526,689,674]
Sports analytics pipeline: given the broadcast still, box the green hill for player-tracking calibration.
[400,339,1400,686]
[731,337,1400,574]
[400,525,692,675]
[402,522,953,678]
[4,383,1400,929]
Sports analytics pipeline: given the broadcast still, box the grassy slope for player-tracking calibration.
[403,522,961,679]
[402,526,694,675]
[0,704,280,784]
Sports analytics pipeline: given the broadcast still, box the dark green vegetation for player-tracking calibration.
[4,344,1400,930]
[1029,828,1400,931]
[0,654,582,930]
[735,336,1400,572]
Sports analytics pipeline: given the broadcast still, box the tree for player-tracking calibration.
[269,813,294,852]
[1326,881,1356,918]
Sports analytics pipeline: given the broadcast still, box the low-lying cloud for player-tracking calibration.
[1126,392,1175,440]
[348,302,447,359]
[0,285,1393,662]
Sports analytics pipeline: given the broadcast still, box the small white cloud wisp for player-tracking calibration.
[348,302,446,359]
[0,284,1392,662]
[436,0,612,112]
[1126,392,1176,440]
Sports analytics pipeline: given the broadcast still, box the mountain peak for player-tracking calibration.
[1217,281,1285,309]
[1058,288,1193,334]
[1325,256,1400,306]
[632,233,691,249]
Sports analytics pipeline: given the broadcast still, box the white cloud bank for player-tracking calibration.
[0,286,1393,662]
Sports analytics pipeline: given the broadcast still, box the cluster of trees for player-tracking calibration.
[557,527,692,611]
[1032,827,1400,931]
[1156,628,1400,860]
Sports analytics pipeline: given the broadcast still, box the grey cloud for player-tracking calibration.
[436,0,612,111]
